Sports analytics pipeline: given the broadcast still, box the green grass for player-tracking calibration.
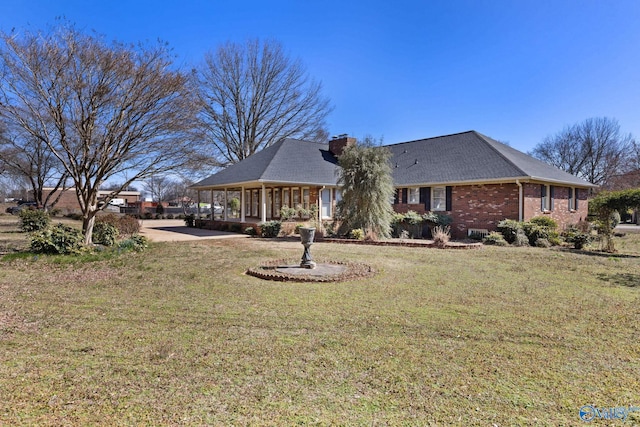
[1,216,639,425]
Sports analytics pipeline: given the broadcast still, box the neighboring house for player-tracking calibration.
[39,187,141,213]
[192,131,596,238]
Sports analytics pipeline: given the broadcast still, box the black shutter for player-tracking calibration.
[575,188,579,210]
[445,186,452,211]
[421,187,431,211]
[549,185,554,211]
[394,189,399,205]
[540,185,546,210]
[402,188,408,204]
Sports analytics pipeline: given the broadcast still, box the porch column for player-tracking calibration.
[261,184,267,223]
[197,190,201,217]
[240,187,245,222]
[223,188,228,221]
[210,189,214,219]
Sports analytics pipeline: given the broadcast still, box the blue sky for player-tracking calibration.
[3,0,639,153]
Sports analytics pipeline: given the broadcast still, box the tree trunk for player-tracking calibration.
[82,208,97,246]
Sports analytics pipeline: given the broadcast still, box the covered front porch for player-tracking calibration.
[193,183,341,225]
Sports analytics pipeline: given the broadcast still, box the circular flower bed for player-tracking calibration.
[246,258,375,283]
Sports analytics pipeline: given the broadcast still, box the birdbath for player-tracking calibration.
[299,227,317,269]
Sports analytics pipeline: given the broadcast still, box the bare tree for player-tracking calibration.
[0,24,198,244]
[531,117,633,186]
[197,39,332,166]
[143,175,175,203]
[0,127,68,209]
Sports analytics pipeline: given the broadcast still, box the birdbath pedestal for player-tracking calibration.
[299,227,317,269]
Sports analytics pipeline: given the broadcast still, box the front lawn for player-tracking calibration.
[1,216,639,425]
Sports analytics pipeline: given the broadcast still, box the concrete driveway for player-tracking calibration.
[139,219,249,242]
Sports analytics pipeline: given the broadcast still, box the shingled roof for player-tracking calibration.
[388,131,595,187]
[192,138,340,189]
[193,131,596,189]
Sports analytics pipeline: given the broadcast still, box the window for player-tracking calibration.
[568,187,579,211]
[303,188,310,210]
[408,188,420,204]
[283,189,290,208]
[541,184,553,211]
[252,190,259,216]
[245,190,251,216]
[431,186,446,211]
[292,188,300,208]
[274,189,281,216]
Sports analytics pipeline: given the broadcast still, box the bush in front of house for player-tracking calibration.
[483,232,508,246]
[244,227,257,236]
[184,214,195,227]
[497,219,521,244]
[349,228,365,240]
[280,205,297,221]
[529,216,558,230]
[30,223,84,255]
[92,222,119,246]
[513,229,530,247]
[522,222,551,246]
[432,225,450,248]
[562,224,594,249]
[260,220,282,238]
[19,209,51,233]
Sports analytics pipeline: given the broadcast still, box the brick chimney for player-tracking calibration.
[329,134,356,157]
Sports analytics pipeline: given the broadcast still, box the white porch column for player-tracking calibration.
[223,188,228,221]
[210,189,214,219]
[197,190,201,217]
[261,184,267,223]
[240,187,245,222]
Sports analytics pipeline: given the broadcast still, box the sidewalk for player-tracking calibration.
[139,219,249,242]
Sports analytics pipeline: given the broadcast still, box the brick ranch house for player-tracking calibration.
[191,131,596,238]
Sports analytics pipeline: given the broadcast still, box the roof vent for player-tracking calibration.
[414,159,419,164]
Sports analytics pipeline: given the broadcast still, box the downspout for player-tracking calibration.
[516,180,523,222]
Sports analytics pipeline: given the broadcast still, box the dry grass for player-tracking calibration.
[1,215,639,425]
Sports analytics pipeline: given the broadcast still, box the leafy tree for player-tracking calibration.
[336,137,395,238]
[590,188,640,252]
[0,23,197,244]
[196,39,332,166]
[531,117,633,186]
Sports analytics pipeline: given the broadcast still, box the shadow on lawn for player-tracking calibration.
[555,248,640,259]
[597,273,640,288]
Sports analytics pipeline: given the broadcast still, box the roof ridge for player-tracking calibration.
[472,131,529,177]
[384,130,476,147]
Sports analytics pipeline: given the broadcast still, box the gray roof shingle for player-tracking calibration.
[193,131,596,189]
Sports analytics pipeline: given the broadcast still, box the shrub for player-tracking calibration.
[184,214,195,227]
[349,228,365,240]
[562,225,594,249]
[294,223,305,234]
[402,210,423,238]
[432,225,450,248]
[244,227,257,236]
[522,222,550,246]
[143,212,153,220]
[534,238,551,248]
[322,221,337,237]
[423,212,453,227]
[30,223,83,255]
[497,219,521,244]
[156,203,165,215]
[610,211,621,229]
[118,235,148,252]
[92,222,119,246]
[260,220,282,238]
[280,205,297,221]
[390,213,405,237]
[118,215,141,235]
[513,229,530,247]
[229,223,242,233]
[19,209,51,233]
[529,216,558,230]
[166,213,174,219]
[483,232,508,246]
[547,231,562,246]
[50,208,62,217]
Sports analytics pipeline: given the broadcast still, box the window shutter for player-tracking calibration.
[445,186,452,211]
[575,188,579,210]
[402,188,408,204]
[540,185,546,210]
[549,185,554,211]
[394,189,399,205]
[422,187,431,211]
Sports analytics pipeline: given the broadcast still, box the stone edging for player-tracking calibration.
[246,259,376,283]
